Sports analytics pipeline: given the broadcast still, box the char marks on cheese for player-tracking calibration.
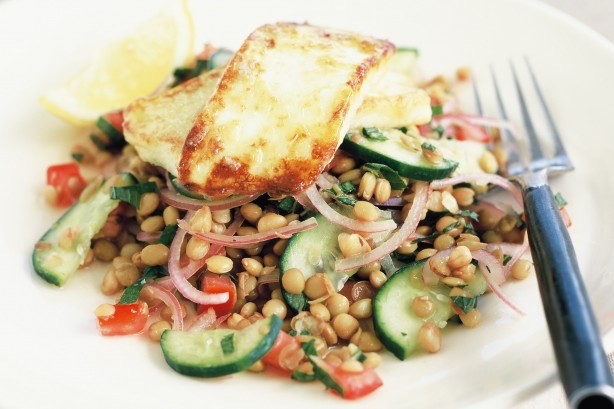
[178,23,395,197]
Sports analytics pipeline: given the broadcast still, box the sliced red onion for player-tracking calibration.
[189,308,217,332]
[430,173,523,209]
[486,237,530,278]
[472,250,524,315]
[293,192,315,211]
[145,284,184,331]
[160,188,261,211]
[136,231,162,243]
[305,185,397,233]
[437,113,517,134]
[204,212,245,258]
[316,172,338,190]
[380,254,397,277]
[335,182,429,271]
[256,272,280,293]
[373,197,405,208]
[178,217,318,249]
[470,200,508,221]
[169,216,229,305]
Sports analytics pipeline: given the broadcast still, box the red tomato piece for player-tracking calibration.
[97,302,148,336]
[103,111,124,133]
[46,162,86,207]
[197,274,237,316]
[312,356,383,400]
[261,330,301,372]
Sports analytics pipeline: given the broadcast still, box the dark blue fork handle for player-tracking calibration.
[524,184,614,409]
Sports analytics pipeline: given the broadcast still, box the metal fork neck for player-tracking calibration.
[521,168,549,188]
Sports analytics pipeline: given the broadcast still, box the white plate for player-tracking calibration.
[1,0,613,408]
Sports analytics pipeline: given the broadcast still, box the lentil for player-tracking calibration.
[206,255,233,274]
[412,296,435,318]
[332,313,360,340]
[358,172,376,200]
[349,298,372,319]
[148,320,171,342]
[257,213,288,233]
[141,244,169,266]
[281,268,305,294]
[304,273,334,300]
[272,239,288,256]
[368,270,387,289]
[240,203,263,225]
[310,303,331,322]
[429,257,451,277]
[93,239,118,262]
[511,259,532,280]
[358,331,383,352]
[212,209,231,224]
[163,206,180,226]
[353,201,380,222]
[101,268,121,295]
[262,299,287,319]
[447,245,473,269]
[138,193,159,217]
[340,360,364,373]
[240,302,257,318]
[331,157,356,175]
[325,293,350,317]
[190,206,212,233]
[479,151,499,174]
[459,309,481,328]
[373,178,392,203]
[338,168,362,184]
[418,322,442,353]
[363,352,382,369]
[416,248,438,261]
[433,234,455,250]
[452,187,475,207]
[186,236,210,260]
[338,233,364,258]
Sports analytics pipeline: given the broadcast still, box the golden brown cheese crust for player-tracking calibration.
[178,23,394,197]
[123,69,223,173]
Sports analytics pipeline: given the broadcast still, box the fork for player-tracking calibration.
[473,59,614,409]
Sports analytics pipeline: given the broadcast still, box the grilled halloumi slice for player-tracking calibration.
[124,48,430,180]
[178,23,396,197]
[124,68,223,173]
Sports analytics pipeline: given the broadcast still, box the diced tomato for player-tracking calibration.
[46,162,86,207]
[312,356,383,400]
[97,302,148,336]
[261,330,301,372]
[197,274,237,316]
[103,111,124,133]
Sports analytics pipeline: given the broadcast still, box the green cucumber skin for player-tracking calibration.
[32,173,137,287]
[161,315,282,378]
[341,135,457,181]
[373,261,453,360]
[280,214,346,312]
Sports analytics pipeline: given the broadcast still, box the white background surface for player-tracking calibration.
[0,1,613,408]
[540,0,614,43]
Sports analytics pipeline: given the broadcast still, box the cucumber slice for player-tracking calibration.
[208,49,233,69]
[161,315,282,377]
[32,173,137,286]
[373,261,453,360]
[341,129,458,181]
[280,214,351,312]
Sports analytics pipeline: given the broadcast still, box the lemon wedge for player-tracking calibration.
[40,0,194,127]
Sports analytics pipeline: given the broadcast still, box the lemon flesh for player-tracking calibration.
[40,0,193,127]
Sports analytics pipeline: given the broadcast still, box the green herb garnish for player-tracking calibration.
[339,181,356,194]
[118,266,167,305]
[457,210,479,222]
[503,255,512,266]
[421,142,437,152]
[363,163,407,190]
[451,296,477,314]
[221,333,235,355]
[362,127,388,141]
[291,370,316,382]
[160,224,178,247]
[301,339,318,357]
[110,182,158,209]
[71,152,84,163]
[96,116,124,146]
[276,196,301,215]
[431,105,443,116]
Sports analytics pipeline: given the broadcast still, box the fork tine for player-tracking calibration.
[490,66,522,173]
[510,61,545,163]
[524,57,573,168]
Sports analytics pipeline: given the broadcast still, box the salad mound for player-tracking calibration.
[32,21,553,400]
